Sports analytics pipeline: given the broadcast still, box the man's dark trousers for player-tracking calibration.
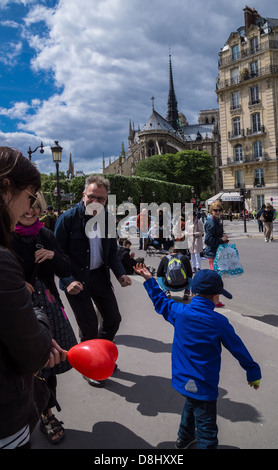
[65,266,121,342]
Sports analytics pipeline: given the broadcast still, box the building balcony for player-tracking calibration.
[228,129,245,140]
[218,41,278,68]
[228,126,266,141]
[253,179,265,187]
[246,125,266,136]
[216,65,278,90]
[224,152,269,167]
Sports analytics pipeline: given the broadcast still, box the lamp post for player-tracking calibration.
[27,142,44,161]
[240,188,247,233]
[51,141,63,216]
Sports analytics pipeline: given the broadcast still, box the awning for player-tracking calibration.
[207,191,242,205]
[221,192,242,202]
[207,192,224,205]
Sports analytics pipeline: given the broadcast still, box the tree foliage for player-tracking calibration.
[39,172,191,211]
[135,150,214,197]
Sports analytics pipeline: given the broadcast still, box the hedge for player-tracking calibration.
[42,173,192,210]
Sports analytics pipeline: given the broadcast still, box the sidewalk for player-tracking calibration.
[223,218,277,239]
[31,257,278,449]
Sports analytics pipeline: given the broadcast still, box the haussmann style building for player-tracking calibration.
[216,5,278,211]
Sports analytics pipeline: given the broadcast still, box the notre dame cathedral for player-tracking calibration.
[103,55,222,194]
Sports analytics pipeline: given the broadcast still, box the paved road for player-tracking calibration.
[31,220,278,450]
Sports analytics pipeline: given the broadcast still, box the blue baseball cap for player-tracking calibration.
[191,269,232,299]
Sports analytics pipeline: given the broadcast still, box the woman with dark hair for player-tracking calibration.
[0,147,66,449]
[12,191,75,444]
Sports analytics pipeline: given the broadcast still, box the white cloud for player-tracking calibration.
[0,40,22,65]
[0,0,277,175]
[0,0,37,7]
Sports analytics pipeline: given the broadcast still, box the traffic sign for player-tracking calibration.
[191,198,196,204]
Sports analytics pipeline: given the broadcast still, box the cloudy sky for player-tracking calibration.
[0,0,277,175]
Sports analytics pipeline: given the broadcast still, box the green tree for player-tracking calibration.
[135,150,214,198]
[135,155,168,182]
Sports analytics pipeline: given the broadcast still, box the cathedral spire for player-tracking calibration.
[167,54,179,131]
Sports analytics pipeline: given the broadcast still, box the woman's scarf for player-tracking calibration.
[15,218,42,238]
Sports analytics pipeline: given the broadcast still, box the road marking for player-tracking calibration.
[223,309,278,339]
[131,276,278,339]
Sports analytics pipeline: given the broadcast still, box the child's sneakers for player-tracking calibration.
[215,301,225,308]
[175,436,197,449]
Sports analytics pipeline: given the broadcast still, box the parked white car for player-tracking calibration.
[118,215,156,236]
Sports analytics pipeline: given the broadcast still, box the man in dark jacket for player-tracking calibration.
[261,203,274,242]
[54,175,132,385]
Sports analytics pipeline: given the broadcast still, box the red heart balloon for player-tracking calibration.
[67,339,118,380]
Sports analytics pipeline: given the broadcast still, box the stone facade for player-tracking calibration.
[216,5,278,210]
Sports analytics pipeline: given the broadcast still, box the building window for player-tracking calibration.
[254,168,264,186]
[257,195,265,209]
[233,117,241,136]
[253,141,262,159]
[250,37,259,54]
[231,67,239,85]
[232,44,240,61]
[250,85,259,104]
[234,144,243,162]
[159,141,165,154]
[148,140,155,157]
[231,91,240,109]
[235,169,244,188]
[250,61,259,78]
[251,113,261,133]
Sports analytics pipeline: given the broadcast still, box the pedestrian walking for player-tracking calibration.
[256,204,265,233]
[204,201,229,307]
[137,208,151,250]
[185,211,204,273]
[261,203,274,242]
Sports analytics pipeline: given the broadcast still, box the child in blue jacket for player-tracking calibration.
[134,265,261,449]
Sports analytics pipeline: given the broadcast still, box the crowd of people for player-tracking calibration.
[0,146,265,449]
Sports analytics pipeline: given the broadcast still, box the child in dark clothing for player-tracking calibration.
[134,265,261,449]
[118,240,144,275]
[157,247,192,300]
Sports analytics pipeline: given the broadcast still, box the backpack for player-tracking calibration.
[165,254,187,286]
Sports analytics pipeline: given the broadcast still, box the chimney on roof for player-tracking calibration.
[243,5,260,31]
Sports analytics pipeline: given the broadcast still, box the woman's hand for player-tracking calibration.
[45,339,68,368]
[35,248,55,264]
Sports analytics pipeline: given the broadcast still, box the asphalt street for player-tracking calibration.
[31,220,278,450]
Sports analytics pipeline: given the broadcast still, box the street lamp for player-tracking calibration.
[240,188,247,233]
[51,141,63,216]
[27,142,44,161]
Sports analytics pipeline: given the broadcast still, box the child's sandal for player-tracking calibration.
[40,414,65,444]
